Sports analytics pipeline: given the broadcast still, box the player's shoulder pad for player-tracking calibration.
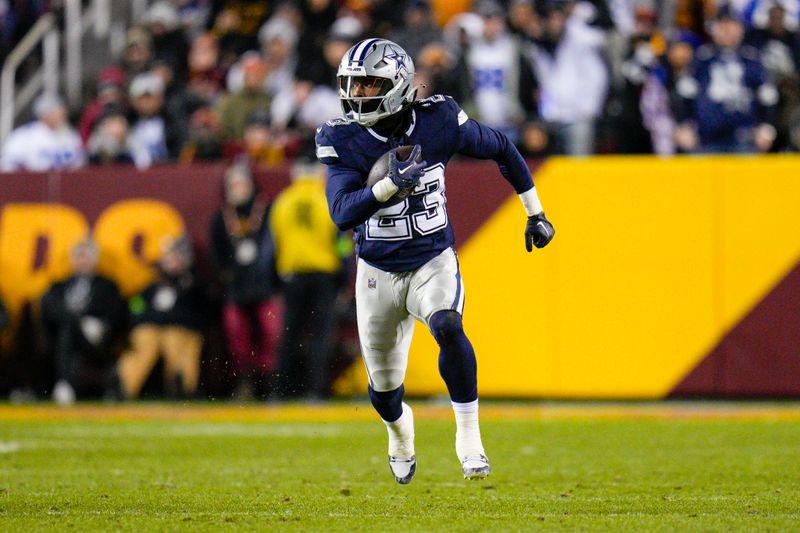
[414,94,469,127]
[315,117,358,165]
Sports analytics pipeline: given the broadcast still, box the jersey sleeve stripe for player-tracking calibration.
[457,110,469,126]
[316,146,339,159]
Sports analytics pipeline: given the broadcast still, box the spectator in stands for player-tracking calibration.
[641,31,700,155]
[151,59,191,150]
[518,118,555,156]
[144,1,190,83]
[40,239,126,405]
[117,235,206,399]
[298,16,361,88]
[87,105,150,167]
[289,79,342,133]
[745,1,800,150]
[270,156,351,400]
[296,0,339,79]
[226,109,289,168]
[465,1,531,141]
[676,7,779,153]
[259,10,300,98]
[415,42,472,104]
[0,94,85,172]
[174,0,211,39]
[209,0,271,56]
[210,162,281,399]
[128,72,182,164]
[216,53,272,142]
[121,27,154,80]
[525,0,609,155]
[508,0,536,38]
[271,24,355,133]
[78,67,128,145]
[388,0,442,62]
[745,2,800,73]
[179,106,224,162]
[742,0,800,31]
[615,6,660,154]
[186,32,226,105]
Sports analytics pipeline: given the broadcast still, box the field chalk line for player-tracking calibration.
[0,402,798,422]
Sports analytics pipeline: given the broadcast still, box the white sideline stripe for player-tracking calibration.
[316,145,338,159]
[28,424,347,439]
[0,441,21,454]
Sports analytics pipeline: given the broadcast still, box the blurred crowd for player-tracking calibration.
[0,155,356,403]
[3,0,800,402]
[4,0,800,172]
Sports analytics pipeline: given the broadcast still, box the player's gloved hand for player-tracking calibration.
[525,212,554,251]
[387,144,426,190]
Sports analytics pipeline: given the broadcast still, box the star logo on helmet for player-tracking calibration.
[384,46,409,79]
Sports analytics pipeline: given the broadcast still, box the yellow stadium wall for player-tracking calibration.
[2,159,798,398]
[388,156,800,399]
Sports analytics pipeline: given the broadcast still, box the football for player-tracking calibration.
[365,145,419,206]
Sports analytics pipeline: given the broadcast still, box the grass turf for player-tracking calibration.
[1,402,799,531]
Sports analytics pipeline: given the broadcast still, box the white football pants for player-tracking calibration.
[355,247,465,392]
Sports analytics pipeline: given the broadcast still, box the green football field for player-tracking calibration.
[1,402,799,532]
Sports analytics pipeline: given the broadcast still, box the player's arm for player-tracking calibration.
[455,110,554,250]
[324,163,384,231]
[316,123,386,230]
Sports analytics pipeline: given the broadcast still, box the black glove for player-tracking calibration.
[525,212,554,251]
[387,144,426,190]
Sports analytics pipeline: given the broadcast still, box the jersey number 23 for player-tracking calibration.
[366,164,448,241]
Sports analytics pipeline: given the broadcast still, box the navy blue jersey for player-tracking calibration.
[315,95,534,272]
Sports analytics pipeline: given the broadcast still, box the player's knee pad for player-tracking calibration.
[368,367,405,393]
[429,310,464,348]
[368,384,404,422]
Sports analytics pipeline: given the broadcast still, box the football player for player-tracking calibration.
[315,39,554,484]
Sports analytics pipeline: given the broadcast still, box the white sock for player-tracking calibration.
[384,402,415,458]
[452,399,485,459]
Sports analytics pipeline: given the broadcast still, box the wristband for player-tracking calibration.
[372,177,400,202]
[519,186,543,217]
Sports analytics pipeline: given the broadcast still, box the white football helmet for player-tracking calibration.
[337,39,416,126]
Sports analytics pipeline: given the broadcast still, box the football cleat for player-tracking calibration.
[461,454,491,480]
[389,455,416,485]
